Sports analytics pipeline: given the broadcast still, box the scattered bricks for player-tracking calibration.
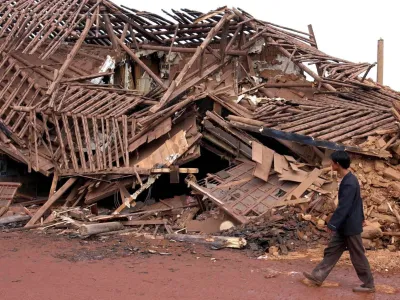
[268,246,279,256]
[362,238,375,250]
[363,165,373,173]
[390,182,400,192]
[361,225,383,240]
[371,179,389,188]
[374,160,386,172]
[377,202,390,213]
[383,167,400,181]
[358,174,367,184]
[371,195,385,205]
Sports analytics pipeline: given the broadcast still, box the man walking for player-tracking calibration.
[303,150,375,293]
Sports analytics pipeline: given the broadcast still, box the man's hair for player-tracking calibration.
[331,150,350,169]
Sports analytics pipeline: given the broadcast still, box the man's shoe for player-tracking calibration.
[352,286,375,293]
[303,272,322,286]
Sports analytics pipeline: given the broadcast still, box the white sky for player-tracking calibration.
[116,0,398,90]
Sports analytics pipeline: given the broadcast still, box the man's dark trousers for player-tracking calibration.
[311,232,374,287]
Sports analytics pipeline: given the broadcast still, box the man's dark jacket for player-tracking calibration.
[328,172,364,236]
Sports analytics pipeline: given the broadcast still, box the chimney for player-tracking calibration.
[377,38,384,84]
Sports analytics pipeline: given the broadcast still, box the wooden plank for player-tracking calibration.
[81,116,94,171]
[101,117,107,168]
[102,12,120,50]
[122,115,129,167]
[62,114,79,171]
[46,13,97,102]
[62,184,79,208]
[118,183,131,205]
[122,219,167,226]
[252,141,263,163]
[112,118,120,168]
[0,215,30,225]
[72,115,87,171]
[106,118,112,169]
[92,117,102,170]
[286,168,322,200]
[115,38,167,89]
[25,177,77,226]
[252,142,274,182]
[41,114,54,158]
[53,114,69,169]
[113,175,159,214]
[32,112,39,171]
[270,197,310,208]
[274,153,289,174]
[113,118,126,166]
[0,182,21,217]
[151,13,235,113]
[185,180,248,224]
[48,172,59,199]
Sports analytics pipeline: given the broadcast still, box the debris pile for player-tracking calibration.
[0,0,400,253]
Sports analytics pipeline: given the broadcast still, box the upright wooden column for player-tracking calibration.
[377,38,384,84]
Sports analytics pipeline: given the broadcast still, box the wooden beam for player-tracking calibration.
[140,44,247,56]
[115,38,167,90]
[46,13,97,105]
[151,12,235,113]
[25,177,77,226]
[122,219,167,226]
[61,71,114,83]
[104,2,165,44]
[48,172,59,199]
[102,10,120,50]
[286,168,322,200]
[185,179,248,224]
[113,175,159,215]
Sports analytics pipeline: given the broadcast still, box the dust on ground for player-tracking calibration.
[261,246,400,273]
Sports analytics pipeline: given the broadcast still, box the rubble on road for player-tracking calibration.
[0,0,400,254]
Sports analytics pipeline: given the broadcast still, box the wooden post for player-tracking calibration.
[79,222,124,236]
[102,9,120,50]
[25,177,78,226]
[0,214,31,225]
[165,234,247,249]
[62,184,79,208]
[377,38,384,84]
[48,172,59,199]
[150,12,235,113]
[46,12,97,105]
[115,37,167,90]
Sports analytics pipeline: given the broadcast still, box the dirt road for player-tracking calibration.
[0,231,398,300]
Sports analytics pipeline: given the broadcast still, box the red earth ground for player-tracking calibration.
[0,231,398,300]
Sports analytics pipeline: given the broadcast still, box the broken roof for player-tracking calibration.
[1,0,400,180]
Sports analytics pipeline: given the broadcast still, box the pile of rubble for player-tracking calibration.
[0,0,400,253]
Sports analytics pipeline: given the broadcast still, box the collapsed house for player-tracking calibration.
[1,0,400,252]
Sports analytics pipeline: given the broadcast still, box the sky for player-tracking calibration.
[115,0,399,91]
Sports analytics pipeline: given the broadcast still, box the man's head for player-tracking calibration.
[330,150,350,172]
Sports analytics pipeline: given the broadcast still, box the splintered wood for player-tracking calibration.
[1,0,400,252]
